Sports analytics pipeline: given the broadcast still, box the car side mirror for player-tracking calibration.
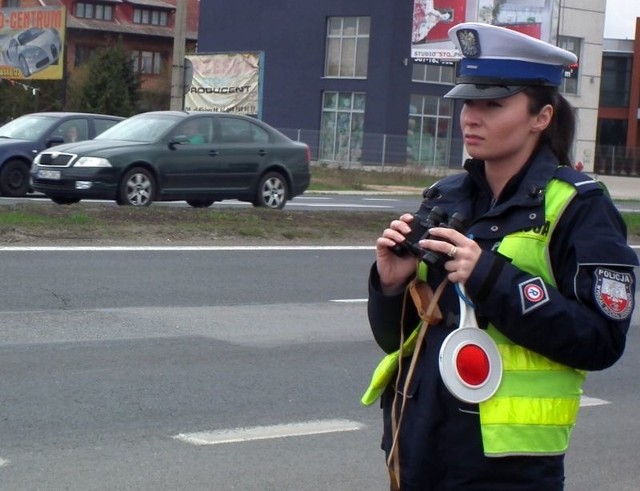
[47,136,65,147]
[169,135,189,149]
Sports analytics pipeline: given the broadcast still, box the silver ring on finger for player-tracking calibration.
[447,245,457,258]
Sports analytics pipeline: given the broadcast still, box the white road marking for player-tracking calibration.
[173,396,613,448]
[2,244,636,252]
[580,396,611,407]
[363,198,402,202]
[0,458,9,467]
[174,419,364,446]
[288,203,393,208]
[0,245,375,252]
[331,298,367,303]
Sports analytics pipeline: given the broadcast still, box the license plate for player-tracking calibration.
[38,169,61,180]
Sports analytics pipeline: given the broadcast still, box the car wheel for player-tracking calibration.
[18,55,31,77]
[0,160,30,197]
[186,199,215,208]
[253,171,288,209]
[50,196,80,205]
[118,167,155,206]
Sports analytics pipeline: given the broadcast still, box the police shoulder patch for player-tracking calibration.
[518,277,550,315]
[593,267,634,320]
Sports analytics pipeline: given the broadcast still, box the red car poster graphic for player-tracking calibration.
[411,0,555,65]
[412,0,463,45]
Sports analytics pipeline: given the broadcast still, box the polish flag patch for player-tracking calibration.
[518,277,549,314]
[593,268,634,320]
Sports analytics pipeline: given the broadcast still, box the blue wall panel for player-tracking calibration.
[197,0,458,163]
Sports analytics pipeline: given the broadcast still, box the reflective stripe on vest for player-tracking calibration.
[479,177,587,456]
[361,263,429,406]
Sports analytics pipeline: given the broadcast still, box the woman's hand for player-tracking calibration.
[376,214,420,295]
[420,227,482,284]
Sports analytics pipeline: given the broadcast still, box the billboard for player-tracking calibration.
[411,0,556,64]
[183,52,262,116]
[0,7,66,80]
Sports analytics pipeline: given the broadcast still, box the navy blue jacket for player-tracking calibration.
[368,146,638,490]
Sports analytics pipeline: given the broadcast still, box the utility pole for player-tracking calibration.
[170,0,187,111]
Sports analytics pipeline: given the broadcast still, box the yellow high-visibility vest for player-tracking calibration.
[480,177,585,456]
[362,176,586,456]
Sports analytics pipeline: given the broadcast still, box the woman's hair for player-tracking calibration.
[523,86,576,167]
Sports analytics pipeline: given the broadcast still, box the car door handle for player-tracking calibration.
[209,150,220,156]
[258,149,267,156]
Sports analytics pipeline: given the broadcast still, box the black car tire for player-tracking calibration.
[186,199,215,208]
[0,159,30,197]
[50,196,81,205]
[253,171,288,209]
[118,167,155,206]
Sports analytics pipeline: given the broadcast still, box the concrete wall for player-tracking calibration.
[560,0,606,171]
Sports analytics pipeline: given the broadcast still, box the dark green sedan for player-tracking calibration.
[31,111,311,209]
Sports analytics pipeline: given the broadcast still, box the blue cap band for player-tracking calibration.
[459,58,564,86]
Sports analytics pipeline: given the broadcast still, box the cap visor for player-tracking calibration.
[444,84,526,100]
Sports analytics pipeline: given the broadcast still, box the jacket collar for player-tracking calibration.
[463,145,559,213]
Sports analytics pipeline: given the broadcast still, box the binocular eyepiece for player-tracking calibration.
[392,206,467,268]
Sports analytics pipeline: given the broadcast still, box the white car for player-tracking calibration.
[2,27,62,77]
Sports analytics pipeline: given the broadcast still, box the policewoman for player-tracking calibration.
[366,23,638,490]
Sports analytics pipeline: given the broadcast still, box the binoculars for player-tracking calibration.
[392,206,467,268]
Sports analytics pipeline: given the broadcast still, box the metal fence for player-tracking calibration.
[279,128,640,177]
[277,127,458,173]
[594,145,640,176]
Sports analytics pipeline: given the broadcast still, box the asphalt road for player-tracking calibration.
[0,247,638,490]
[2,192,639,214]
[4,192,412,213]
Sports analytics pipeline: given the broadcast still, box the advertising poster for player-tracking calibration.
[411,0,555,64]
[183,52,262,116]
[0,7,66,80]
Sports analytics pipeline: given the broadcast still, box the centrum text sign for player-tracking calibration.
[0,9,63,30]
[0,6,66,80]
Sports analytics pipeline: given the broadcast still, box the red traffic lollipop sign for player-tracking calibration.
[439,286,502,403]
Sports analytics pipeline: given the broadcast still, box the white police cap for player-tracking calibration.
[444,22,578,100]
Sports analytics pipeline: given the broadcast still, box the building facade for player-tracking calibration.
[1,0,199,110]
[597,18,640,176]
[198,0,606,171]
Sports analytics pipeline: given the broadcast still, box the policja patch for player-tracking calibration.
[593,267,634,320]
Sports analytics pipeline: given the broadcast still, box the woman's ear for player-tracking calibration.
[532,104,553,133]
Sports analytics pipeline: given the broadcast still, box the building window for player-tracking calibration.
[324,17,370,78]
[74,45,98,67]
[408,95,453,168]
[558,36,581,95]
[595,119,630,175]
[600,54,632,107]
[319,92,365,162]
[3,0,20,7]
[133,8,168,26]
[412,62,455,84]
[75,2,113,21]
[131,50,163,74]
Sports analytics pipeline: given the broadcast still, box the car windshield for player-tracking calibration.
[95,114,182,142]
[0,115,55,141]
[17,28,44,44]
